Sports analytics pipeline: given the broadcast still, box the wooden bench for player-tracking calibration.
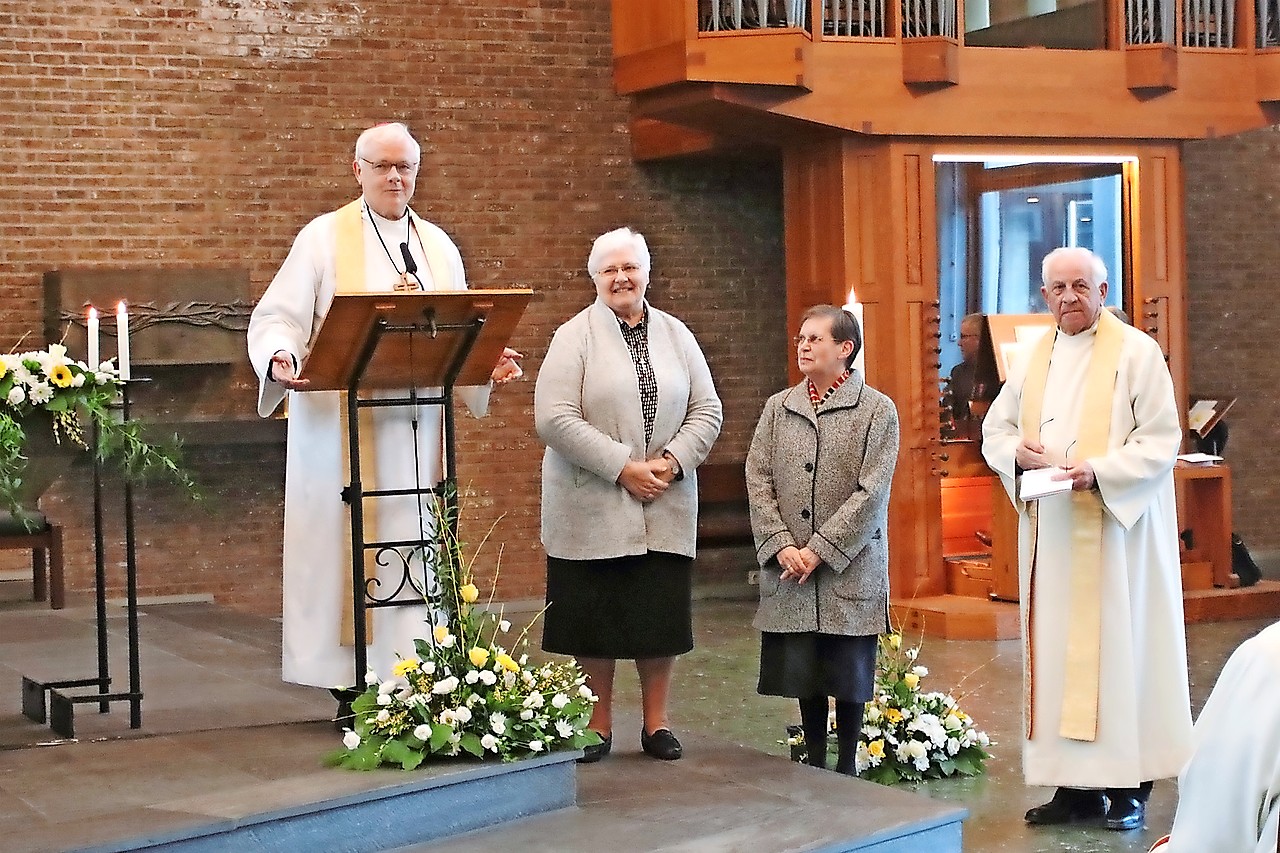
[697,462,753,549]
[0,519,65,609]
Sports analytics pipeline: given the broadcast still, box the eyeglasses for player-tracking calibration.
[360,158,419,176]
[794,334,834,348]
[594,263,642,279]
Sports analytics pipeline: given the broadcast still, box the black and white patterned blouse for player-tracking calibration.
[618,308,658,447]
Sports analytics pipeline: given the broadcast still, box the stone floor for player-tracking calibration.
[0,578,1274,852]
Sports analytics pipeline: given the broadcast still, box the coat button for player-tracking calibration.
[800,509,810,520]
[804,463,814,472]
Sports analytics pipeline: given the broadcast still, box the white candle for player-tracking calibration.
[116,301,130,380]
[86,306,100,369]
[842,287,865,374]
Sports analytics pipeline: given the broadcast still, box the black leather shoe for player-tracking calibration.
[1024,788,1106,825]
[330,687,361,733]
[1104,794,1145,831]
[577,732,612,764]
[641,727,683,760]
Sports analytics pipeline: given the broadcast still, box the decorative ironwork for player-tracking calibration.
[59,300,255,334]
[364,541,444,606]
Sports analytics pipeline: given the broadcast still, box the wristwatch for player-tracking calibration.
[662,450,683,481]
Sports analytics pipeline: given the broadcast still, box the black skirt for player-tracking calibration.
[542,551,693,659]
[757,631,877,702]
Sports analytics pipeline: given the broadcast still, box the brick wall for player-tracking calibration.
[1184,125,1280,555]
[0,0,787,610]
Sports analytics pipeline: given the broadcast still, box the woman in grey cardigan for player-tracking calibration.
[534,227,722,764]
[746,304,899,775]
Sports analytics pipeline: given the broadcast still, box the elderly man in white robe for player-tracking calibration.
[982,247,1192,832]
[247,122,521,720]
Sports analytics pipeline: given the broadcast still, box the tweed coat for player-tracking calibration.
[746,372,899,636]
[535,298,723,560]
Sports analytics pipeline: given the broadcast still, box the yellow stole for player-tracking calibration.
[1018,307,1125,742]
[332,199,449,648]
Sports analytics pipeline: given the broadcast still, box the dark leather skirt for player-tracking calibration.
[542,551,693,659]
[758,631,877,702]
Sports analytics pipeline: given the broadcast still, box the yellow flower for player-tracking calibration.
[469,647,490,667]
[884,707,903,725]
[392,658,420,677]
[433,624,450,643]
[459,583,480,603]
[49,364,74,388]
[903,672,920,690]
[888,634,902,650]
[868,739,885,758]
[495,652,519,672]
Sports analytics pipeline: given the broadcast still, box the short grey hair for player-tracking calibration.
[587,227,651,277]
[1041,247,1107,287]
[354,122,421,162]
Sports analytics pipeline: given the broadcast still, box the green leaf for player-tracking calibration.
[399,750,425,771]
[381,738,414,766]
[459,732,484,758]
[429,723,454,752]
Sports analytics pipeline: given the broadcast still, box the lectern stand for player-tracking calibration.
[302,289,531,683]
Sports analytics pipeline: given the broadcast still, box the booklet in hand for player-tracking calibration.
[1019,466,1073,501]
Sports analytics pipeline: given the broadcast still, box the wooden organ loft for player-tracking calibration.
[611,0,1280,637]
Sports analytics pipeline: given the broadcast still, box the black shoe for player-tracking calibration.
[641,727,683,760]
[1024,788,1106,825]
[577,732,612,764]
[330,687,360,733]
[1104,794,1145,831]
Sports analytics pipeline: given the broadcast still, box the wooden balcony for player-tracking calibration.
[613,0,1280,159]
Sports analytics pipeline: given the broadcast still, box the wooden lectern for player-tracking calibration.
[303,289,532,682]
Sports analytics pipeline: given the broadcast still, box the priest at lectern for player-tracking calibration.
[246,122,521,706]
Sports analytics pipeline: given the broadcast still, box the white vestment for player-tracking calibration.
[1164,621,1280,853]
[982,319,1193,788]
[247,199,489,688]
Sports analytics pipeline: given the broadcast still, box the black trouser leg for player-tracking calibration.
[834,700,865,775]
[798,696,830,769]
[330,687,360,732]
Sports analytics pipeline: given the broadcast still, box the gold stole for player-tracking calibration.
[1018,308,1125,742]
[332,199,450,647]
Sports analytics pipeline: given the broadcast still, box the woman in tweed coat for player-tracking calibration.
[745,304,899,775]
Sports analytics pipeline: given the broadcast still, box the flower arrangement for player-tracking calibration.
[784,631,993,785]
[855,631,992,783]
[327,504,601,770]
[0,343,194,524]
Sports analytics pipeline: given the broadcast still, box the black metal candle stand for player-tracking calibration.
[21,380,145,738]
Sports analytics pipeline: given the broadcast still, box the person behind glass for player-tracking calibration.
[945,312,985,439]
[745,305,900,775]
[534,227,723,764]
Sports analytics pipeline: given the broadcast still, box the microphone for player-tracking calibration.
[396,242,422,289]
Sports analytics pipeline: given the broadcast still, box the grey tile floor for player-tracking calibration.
[0,587,1272,852]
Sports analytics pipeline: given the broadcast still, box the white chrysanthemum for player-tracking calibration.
[943,713,963,732]
[94,368,115,384]
[422,660,436,675]
[490,712,508,735]
[502,670,517,688]
[520,709,535,721]
[454,705,472,724]
[863,725,881,739]
[378,679,399,695]
[376,709,390,724]
[855,742,871,773]
[343,730,361,749]
[377,693,392,706]
[12,364,36,386]
[71,373,85,388]
[479,670,497,686]
[864,705,882,723]
[414,724,432,741]
[977,731,990,747]
[912,665,929,677]
[465,670,481,684]
[481,733,499,752]
[947,737,961,756]
[905,647,919,660]
[364,670,379,685]
[528,740,544,753]
[519,654,528,665]
[7,386,25,405]
[438,709,457,726]
[27,382,53,404]
[555,720,575,739]
[551,693,570,710]
[578,685,595,700]
[498,620,511,632]
[523,692,544,709]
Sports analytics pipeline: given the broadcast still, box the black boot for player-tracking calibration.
[798,696,830,769]
[1025,787,1106,825]
[834,700,865,776]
